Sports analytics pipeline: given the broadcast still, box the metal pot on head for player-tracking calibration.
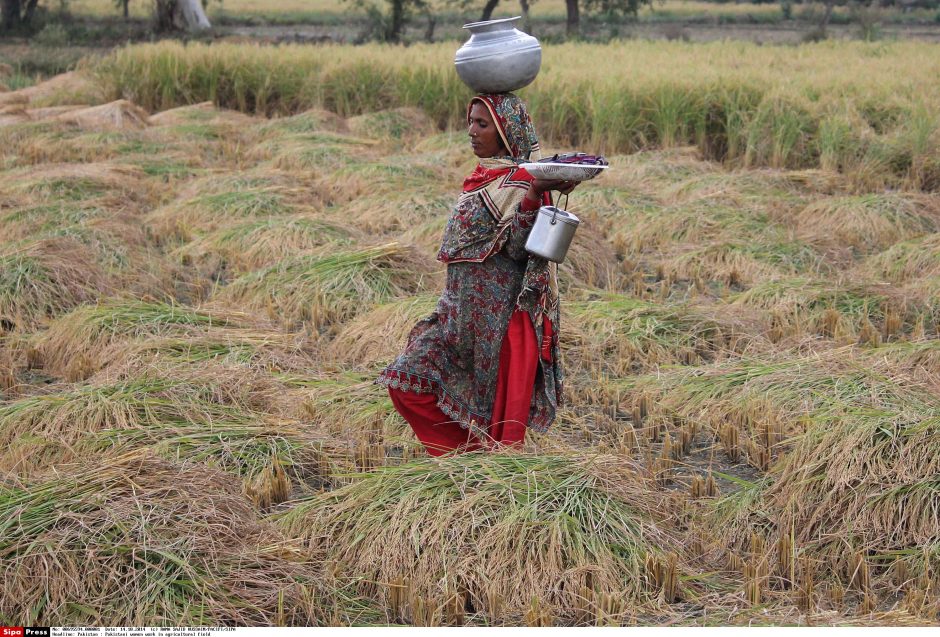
[454,16,541,94]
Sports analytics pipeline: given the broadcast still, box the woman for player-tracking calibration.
[376,93,576,456]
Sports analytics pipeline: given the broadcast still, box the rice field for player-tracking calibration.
[91,40,940,192]
[1,43,939,626]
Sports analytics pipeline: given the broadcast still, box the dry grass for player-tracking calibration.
[0,237,109,333]
[0,452,381,625]
[3,81,940,625]
[792,194,940,254]
[278,451,685,624]
[326,294,438,368]
[216,243,440,332]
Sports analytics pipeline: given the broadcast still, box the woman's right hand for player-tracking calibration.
[530,178,579,197]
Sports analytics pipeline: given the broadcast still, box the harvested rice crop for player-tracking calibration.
[176,216,354,274]
[326,294,438,368]
[217,243,438,331]
[792,194,940,254]
[715,386,940,603]
[32,299,250,378]
[0,366,324,500]
[0,452,380,625]
[0,237,108,333]
[278,451,684,624]
[146,173,314,242]
[563,293,750,375]
[618,348,924,471]
[730,277,935,341]
[862,233,940,283]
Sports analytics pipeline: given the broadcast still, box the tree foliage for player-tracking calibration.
[1,0,40,31]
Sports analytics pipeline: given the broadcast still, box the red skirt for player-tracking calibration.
[388,309,552,456]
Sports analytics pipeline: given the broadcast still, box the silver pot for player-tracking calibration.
[454,16,541,94]
[525,206,580,263]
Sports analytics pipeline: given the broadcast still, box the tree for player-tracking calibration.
[566,0,654,38]
[480,0,500,20]
[565,0,579,36]
[348,0,431,43]
[1,0,40,31]
[446,0,540,29]
[154,0,211,32]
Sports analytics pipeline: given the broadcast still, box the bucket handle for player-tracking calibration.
[551,193,569,225]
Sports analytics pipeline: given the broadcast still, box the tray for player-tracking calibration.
[519,162,608,182]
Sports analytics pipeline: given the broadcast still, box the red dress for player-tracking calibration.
[388,312,554,456]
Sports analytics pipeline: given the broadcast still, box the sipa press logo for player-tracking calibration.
[1,628,49,637]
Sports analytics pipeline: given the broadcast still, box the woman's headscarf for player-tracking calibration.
[467,93,541,163]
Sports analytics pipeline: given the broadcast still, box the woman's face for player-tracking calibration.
[468,101,506,159]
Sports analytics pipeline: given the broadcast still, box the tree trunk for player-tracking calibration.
[565,0,580,37]
[156,0,212,32]
[23,0,37,23]
[176,0,211,31]
[387,0,405,42]
[123,0,129,20]
[481,0,500,21]
[2,0,22,30]
[520,0,531,33]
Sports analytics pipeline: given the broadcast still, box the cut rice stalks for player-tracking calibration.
[792,193,940,254]
[0,237,109,334]
[278,451,687,624]
[615,347,928,472]
[175,216,355,276]
[731,277,939,342]
[216,243,439,332]
[31,299,255,379]
[0,368,333,504]
[562,293,755,376]
[0,452,382,625]
[326,294,438,368]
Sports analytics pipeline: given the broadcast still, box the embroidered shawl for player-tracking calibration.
[439,93,560,323]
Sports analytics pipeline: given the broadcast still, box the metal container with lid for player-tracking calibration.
[454,16,542,94]
[525,205,580,263]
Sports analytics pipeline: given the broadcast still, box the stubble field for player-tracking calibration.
[0,40,939,626]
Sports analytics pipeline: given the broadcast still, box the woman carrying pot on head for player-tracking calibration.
[375,93,577,456]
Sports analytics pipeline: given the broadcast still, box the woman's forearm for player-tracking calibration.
[503,198,540,261]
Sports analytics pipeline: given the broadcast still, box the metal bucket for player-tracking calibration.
[525,205,580,263]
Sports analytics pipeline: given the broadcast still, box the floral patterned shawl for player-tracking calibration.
[442,93,560,323]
